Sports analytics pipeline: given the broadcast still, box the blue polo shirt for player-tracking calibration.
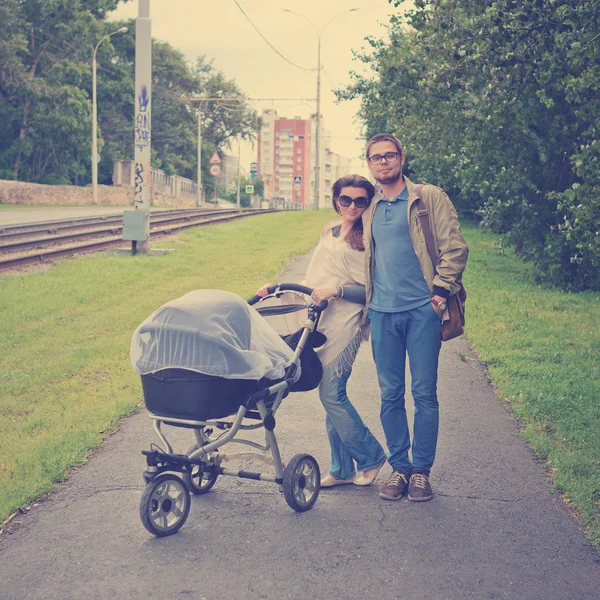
[370,185,431,313]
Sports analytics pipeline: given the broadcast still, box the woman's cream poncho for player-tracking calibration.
[285,220,367,379]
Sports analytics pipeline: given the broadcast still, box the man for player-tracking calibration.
[362,133,468,502]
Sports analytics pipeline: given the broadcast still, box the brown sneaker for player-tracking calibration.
[408,471,433,502]
[379,469,409,501]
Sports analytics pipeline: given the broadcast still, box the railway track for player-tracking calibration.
[0,207,276,272]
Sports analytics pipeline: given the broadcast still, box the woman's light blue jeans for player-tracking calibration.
[369,303,442,477]
[318,363,386,480]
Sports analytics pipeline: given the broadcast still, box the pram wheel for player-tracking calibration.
[283,454,320,512]
[140,473,191,537]
[184,445,218,495]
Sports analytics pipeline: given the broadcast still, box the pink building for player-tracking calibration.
[258,111,312,207]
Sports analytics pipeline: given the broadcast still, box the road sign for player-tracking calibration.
[249,172,257,180]
[245,185,254,194]
[293,175,302,184]
[209,151,221,165]
[250,162,258,171]
[209,164,221,176]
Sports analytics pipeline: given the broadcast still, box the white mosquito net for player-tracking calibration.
[131,289,294,380]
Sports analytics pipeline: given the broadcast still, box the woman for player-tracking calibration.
[257,175,386,488]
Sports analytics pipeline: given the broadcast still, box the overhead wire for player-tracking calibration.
[232,0,315,73]
[322,65,343,91]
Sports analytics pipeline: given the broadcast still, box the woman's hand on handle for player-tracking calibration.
[256,283,273,298]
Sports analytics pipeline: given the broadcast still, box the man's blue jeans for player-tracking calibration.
[318,363,386,480]
[369,303,442,476]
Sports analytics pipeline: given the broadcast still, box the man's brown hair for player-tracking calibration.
[365,133,403,159]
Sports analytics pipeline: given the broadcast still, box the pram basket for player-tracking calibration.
[136,284,327,537]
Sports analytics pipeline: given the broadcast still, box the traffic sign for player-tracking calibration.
[245,185,254,194]
[209,151,221,165]
[209,164,221,176]
[293,175,302,184]
[249,172,257,180]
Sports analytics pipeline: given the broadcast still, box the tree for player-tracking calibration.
[0,0,124,182]
[0,2,260,193]
[339,0,600,290]
[224,175,264,208]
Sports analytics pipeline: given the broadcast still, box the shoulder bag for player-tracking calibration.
[414,185,467,342]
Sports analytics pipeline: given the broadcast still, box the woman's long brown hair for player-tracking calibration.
[331,174,375,252]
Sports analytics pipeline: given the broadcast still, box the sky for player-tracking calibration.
[109,0,407,175]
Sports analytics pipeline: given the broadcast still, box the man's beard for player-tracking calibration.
[374,170,401,185]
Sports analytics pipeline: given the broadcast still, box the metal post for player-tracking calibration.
[197,110,202,207]
[92,27,127,206]
[134,0,152,251]
[236,137,241,211]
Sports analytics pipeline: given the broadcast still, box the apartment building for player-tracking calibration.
[258,110,311,207]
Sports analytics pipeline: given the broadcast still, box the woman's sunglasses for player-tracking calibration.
[337,195,370,209]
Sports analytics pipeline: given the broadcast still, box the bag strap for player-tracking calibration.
[414,184,437,269]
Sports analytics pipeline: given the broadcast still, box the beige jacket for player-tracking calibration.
[362,176,469,324]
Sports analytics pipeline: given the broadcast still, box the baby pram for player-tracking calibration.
[131,285,327,537]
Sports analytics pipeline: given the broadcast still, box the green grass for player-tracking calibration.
[1,214,599,551]
[0,211,333,522]
[462,223,600,548]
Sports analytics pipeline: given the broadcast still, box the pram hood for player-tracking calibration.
[131,290,294,380]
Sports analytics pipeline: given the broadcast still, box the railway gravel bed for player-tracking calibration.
[0,208,276,272]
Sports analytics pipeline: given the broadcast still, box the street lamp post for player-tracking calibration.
[236,136,242,211]
[92,26,128,205]
[197,109,202,206]
[283,9,358,209]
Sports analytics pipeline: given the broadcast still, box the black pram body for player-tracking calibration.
[131,289,323,421]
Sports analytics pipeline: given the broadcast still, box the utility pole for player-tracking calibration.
[124,0,152,254]
[282,9,359,210]
[236,137,241,211]
[314,39,321,211]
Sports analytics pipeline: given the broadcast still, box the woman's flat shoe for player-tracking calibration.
[320,474,355,488]
[353,462,385,486]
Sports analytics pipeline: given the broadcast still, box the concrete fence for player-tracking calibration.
[113,160,200,202]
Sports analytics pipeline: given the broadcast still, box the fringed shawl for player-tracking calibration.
[284,219,366,378]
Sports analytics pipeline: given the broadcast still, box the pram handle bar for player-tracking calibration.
[247,283,328,312]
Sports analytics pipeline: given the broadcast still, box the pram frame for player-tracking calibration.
[139,284,326,536]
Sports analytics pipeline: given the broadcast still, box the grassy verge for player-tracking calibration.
[462,223,600,548]
[0,210,333,522]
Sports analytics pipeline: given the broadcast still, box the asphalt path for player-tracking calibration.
[1,252,599,600]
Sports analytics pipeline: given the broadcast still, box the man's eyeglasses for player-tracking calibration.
[368,151,400,165]
[337,195,370,209]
